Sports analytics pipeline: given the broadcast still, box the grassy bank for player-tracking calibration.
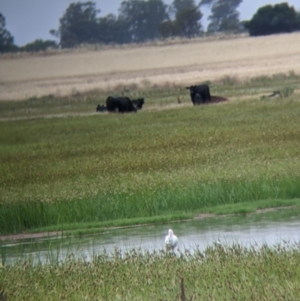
[2,243,300,300]
[0,74,300,234]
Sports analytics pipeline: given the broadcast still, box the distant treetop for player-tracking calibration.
[243,2,300,36]
[2,1,300,52]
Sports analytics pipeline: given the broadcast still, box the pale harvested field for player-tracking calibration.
[1,32,300,101]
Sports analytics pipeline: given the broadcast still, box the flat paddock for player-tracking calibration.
[1,32,300,100]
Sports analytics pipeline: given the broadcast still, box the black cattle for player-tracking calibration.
[186,84,211,105]
[132,98,145,110]
[106,96,137,113]
[96,104,107,112]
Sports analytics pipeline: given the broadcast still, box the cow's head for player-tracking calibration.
[132,98,145,110]
[186,85,197,91]
[96,104,106,112]
[137,98,144,108]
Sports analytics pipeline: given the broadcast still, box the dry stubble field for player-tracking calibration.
[1,32,300,101]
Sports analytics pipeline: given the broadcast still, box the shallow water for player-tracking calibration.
[2,209,300,264]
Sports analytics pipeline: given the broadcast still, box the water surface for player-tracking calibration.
[2,209,300,264]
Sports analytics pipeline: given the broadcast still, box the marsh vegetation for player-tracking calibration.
[2,243,300,300]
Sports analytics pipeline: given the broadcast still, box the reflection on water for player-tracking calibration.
[2,209,300,264]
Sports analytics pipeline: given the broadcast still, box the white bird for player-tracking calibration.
[165,229,178,250]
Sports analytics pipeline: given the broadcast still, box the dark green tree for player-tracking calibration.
[297,12,300,29]
[0,12,17,53]
[200,0,242,32]
[170,0,195,16]
[98,14,131,44]
[244,3,299,36]
[118,0,168,42]
[175,5,202,37]
[159,0,202,38]
[97,14,119,44]
[56,1,100,48]
[158,20,177,38]
[21,39,58,52]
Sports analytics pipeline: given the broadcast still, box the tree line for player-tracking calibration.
[1,0,300,53]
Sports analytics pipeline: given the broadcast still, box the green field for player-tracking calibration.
[0,73,300,234]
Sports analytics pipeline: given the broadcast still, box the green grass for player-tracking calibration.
[2,243,300,300]
[16,198,297,237]
[0,73,300,234]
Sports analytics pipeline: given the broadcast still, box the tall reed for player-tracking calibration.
[1,177,300,233]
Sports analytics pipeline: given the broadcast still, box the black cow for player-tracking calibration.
[106,96,137,113]
[186,84,211,105]
[132,98,145,110]
[96,104,107,112]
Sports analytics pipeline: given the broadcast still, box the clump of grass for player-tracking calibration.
[280,86,294,98]
[219,75,239,86]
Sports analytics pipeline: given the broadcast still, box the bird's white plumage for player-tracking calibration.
[165,229,178,250]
